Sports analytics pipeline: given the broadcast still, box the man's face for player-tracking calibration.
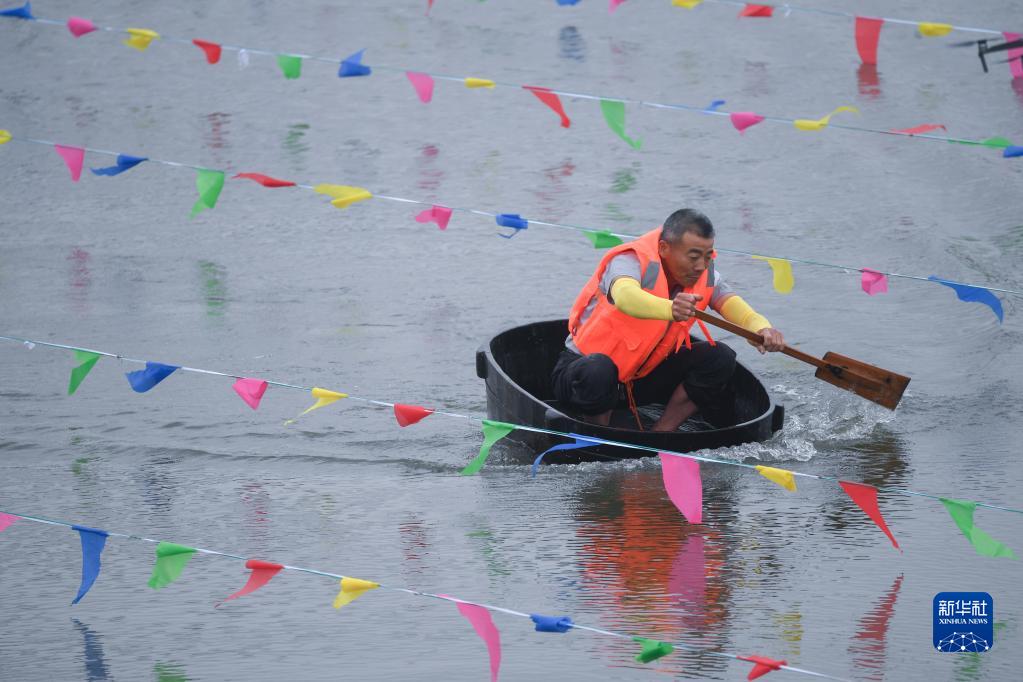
[658,232,714,287]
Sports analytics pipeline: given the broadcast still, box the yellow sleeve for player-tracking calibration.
[609,277,673,321]
[719,295,771,333]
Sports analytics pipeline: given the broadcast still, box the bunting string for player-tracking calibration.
[0,506,848,681]
[3,8,1022,155]
[2,133,1018,314]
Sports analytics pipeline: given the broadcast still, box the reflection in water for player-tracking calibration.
[154,662,191,681]
[1011,78,1023,108]
[197,260,228,318]
[240,482,270,545]
[467,526,512,579]
[857,65,883,100]
[67,248,92,314]
[399,513,432,578]
[558,26,586,62]
[282,123,311,172]
[848,574,903,681]
[65,95,99,129]
[416,144,444,195]
[953,622,1007,682]
[609,163,640,194]
[203,112,231,165]
[531,158,575,220]
[742,61,771,98]
[73,619,111,681]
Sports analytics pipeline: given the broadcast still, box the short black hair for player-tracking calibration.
[661,209,714,243]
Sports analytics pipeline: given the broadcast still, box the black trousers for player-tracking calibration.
[551,341,737,424]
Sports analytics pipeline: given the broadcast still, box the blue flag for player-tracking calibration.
[928,276,1004,323]
[1004,146,1023,159]
[704,99,726,113]
[91,154,148,177]
[556,0,581,5]
[530,614,574,632]
[0,2,33,19]
[496,213,528,238]
[72,525,109,604]
[531,434,601,477]
[125,362,180,393]
[338,49,371,77]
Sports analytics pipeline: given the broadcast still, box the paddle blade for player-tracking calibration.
[815,352,910,410]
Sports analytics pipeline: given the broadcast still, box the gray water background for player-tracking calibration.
[1,0,1022,679]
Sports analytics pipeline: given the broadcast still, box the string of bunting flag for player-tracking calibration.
[0,132,1015,321]
[1,333,1018,562]
[3,4,1023,156]
[0,508,850,682]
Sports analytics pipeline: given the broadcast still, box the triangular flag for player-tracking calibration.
[338,48,371,77]
[426,0,434,14]
[192,39,222,64]
[0,2,33,19]
[123,28,159,51]
[751,256,794,294]
[738,4,773,18]
[740,654,787,680]
[313,183,373,209]
[414,205,453,230]
[918,22,953,37]
[0,512,16,532]
[940,498,1016,559]
[394,403,434,427]
[91,154,147,176]
[1004,146,1023,158]
[531,435,601,477]
[634,637,674,663]
[220,560,284,603]
[148,542,197,589]
[530,614,574,632]
[839,481,899,550]
[495,213,528,238]
[232,378,268,410]
[191,168,225,218]
[125,362,179,393]
[705,99,726,113]
[68,350,101,395]
[599,99,642,150]
[276,54,302,79]
[465,77,495,89]
[854,17,884,65]
[730,111,765,134]
[794,106,858,131]
[672,0,704,8]
[1003,32,1023,79]
[583,230,623,249]
[0,129,10,145]
[71,525,108,604]
[755,465,796,492]
[891,123,946,136]
[287,387,347,424]
[659,453,702,524]
[447,598,502,682]
[609,0,626,13]
[927,276,1003,323]
[333,576,379,609]
[460,420,516,475]
[233,172,295,188]
[523,86,571,128]
[406,71,435,103]
[860,268,888,296]
[981,136,1013,149]
[54,145,85,182]
[67,17,96,37]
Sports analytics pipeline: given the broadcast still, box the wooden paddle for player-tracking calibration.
[693,309,910,410]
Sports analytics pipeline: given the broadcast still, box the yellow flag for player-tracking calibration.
[333,577,379,609]
[313,184,373,209]
[284,387,347,424]
[918,22,953,37]
[464,77,496,89]
[751,256,794,294]
[793,105,858,131]
[755,465,797,492]
[123,28,160,51]
[0,129,10,145]
[672,0,703,7]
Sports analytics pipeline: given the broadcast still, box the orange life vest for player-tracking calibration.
[568,227,715,383]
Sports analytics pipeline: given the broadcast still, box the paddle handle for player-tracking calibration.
[692,309,826,370]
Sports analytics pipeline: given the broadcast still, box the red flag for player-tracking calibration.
[220,559,284,604]
[740,655,786,680]
[523,86,571,128]
[233,173,296,188]
[738,4,773,18]
[394,404,435,427]
[192,39,222,64]
[839,481,900,550]
[890,123,946,136]
[854,17,883,65]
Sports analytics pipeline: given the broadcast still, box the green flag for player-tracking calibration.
[277,54,302,79]
[190,169,225,218]
[68,350,101,395]
[981,136,1013,149]
[940,498,1016,559]
[599,99,642,150]
[584,229,624,249]
[460,420,516,476]
[633,637,674,663]
[148,542,198,589]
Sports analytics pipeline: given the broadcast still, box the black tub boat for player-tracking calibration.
[475,320,784,462]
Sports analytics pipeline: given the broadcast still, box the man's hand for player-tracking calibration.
[671,293,703,322]
[752,327,785,354]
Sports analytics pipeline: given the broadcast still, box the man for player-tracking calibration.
[553,208,785,431]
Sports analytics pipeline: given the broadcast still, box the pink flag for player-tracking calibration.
[523,86,571,128]
[730,112,765,134]
[854,17,884,65]
[219,559,284,604]
[1004,33,1023,79]
[659,453,702,524]
[406,71,435,103]
[890,123,946,136]
[447,598,501,682]
[233,378,269,410]
[739,4,773,18]
[426,0,434,15]
[55,145,85,182]
[414,205,453,230]
[860,269,888,296]
[840,481,900,550]
[609,0,626,13]
[0,513,17,532]
[67,17,97,37]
